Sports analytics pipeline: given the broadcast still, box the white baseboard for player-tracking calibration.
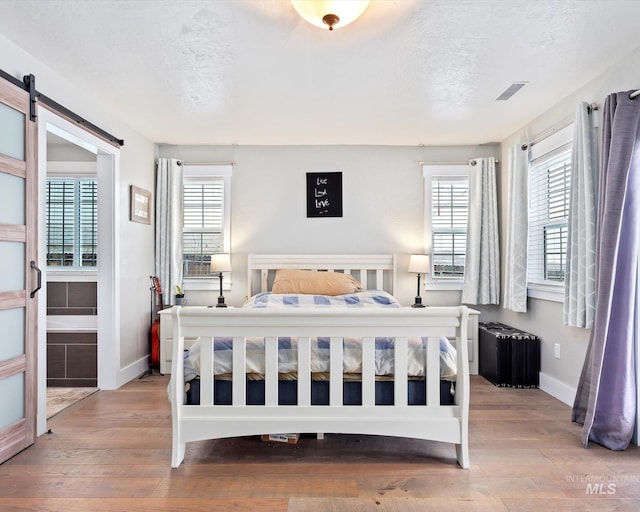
[540,373,640,448]
[539,372,576,406]
[118,356,150,388]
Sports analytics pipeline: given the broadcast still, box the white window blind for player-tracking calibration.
[422,164,470,290]
[431,176,469,278]
[528,143,572,285]
[46,177,97,268]
[183,178,225,277]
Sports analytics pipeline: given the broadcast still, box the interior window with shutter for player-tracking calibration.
[422,164,470,289]
[79,179,98,266]
[431,176,469,278]
[45,177,97,268]
[182,178,225,277]
[528,138,572,288]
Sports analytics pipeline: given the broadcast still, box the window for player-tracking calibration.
[45,177,97,268]
[422,165,469,289]
[182,164,232,287]
[432,176,469,278]
[527,124,573,299]
[183,180,224,276]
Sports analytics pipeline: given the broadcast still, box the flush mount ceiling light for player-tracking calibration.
[292,0,370,31]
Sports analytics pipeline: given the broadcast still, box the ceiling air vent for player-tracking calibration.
[495,82,528,101]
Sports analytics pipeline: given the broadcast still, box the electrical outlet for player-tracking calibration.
[554,343,561,359]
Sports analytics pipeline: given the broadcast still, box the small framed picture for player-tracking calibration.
[130,185,151,224]
[306,171,343,218]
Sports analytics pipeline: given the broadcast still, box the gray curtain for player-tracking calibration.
[564,102,598,328]
[572,91,639,450]
[503,144,529,312]
[155,158,183,305]
[461,157,500,305]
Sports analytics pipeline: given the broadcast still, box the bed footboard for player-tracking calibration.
[170,306,470,469]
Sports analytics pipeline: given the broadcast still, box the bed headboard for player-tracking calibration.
[247,254,397,298]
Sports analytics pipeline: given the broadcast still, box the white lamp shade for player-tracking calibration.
[292,0,369,30]
[408,254,430,274]
[210,253,232,273]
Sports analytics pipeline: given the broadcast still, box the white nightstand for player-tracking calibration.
[158,308,197,374]
[466,308,480,375]
[158,306,235,374]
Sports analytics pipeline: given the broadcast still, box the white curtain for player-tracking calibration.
[461,157,500,305]
[503,143,529,312]
[564,102,598,328]
[155,158,183,305]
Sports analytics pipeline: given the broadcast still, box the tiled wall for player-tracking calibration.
[47,280,97,387]
[47,281,97,315]
[47,332,97,387]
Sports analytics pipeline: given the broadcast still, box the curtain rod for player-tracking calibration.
[176,161,235,166]
[419,159,499,166]
[520,102,598,151]
[630,89,640,99]
[0,70,125,147]
[521,116,574,151]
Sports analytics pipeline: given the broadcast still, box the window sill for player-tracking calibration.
[184,276,231,292]
[425,280,464,292]
[527,283,564,303]
[46,270,98,282]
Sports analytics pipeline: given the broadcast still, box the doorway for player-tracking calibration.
[44,131,98,414]
[36,108,120,437]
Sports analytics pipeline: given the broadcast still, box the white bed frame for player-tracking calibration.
[170,254,470,468]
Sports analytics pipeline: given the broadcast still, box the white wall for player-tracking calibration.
[158,144,499,307]
[0,33,156,384]
[481,45,640,404]
[160,46,640,406]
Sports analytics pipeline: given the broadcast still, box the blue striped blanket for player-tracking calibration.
[244,290,401,308]
[183,290,457,381]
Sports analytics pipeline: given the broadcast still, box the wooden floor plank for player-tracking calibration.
[501,498,640,512]
[0,498,288,512]
[0,476,162,498]
[0,374,638,511]
[288,496,510,512]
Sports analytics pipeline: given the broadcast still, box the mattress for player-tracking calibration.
[186,377,457,406]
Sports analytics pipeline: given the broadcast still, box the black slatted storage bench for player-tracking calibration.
[478,322,540,388]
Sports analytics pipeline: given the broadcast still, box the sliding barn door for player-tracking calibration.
[0,77,38,463]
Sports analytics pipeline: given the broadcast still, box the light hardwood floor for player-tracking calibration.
[0,375,638,511]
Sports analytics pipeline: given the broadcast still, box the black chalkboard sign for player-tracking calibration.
[306,172,343,217]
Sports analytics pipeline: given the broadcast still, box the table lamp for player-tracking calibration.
[210,253,232,307]
[408,254,430,308]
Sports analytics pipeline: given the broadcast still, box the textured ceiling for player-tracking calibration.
[1,0,640,146]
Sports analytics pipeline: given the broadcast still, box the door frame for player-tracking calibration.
[36,107,120,436]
